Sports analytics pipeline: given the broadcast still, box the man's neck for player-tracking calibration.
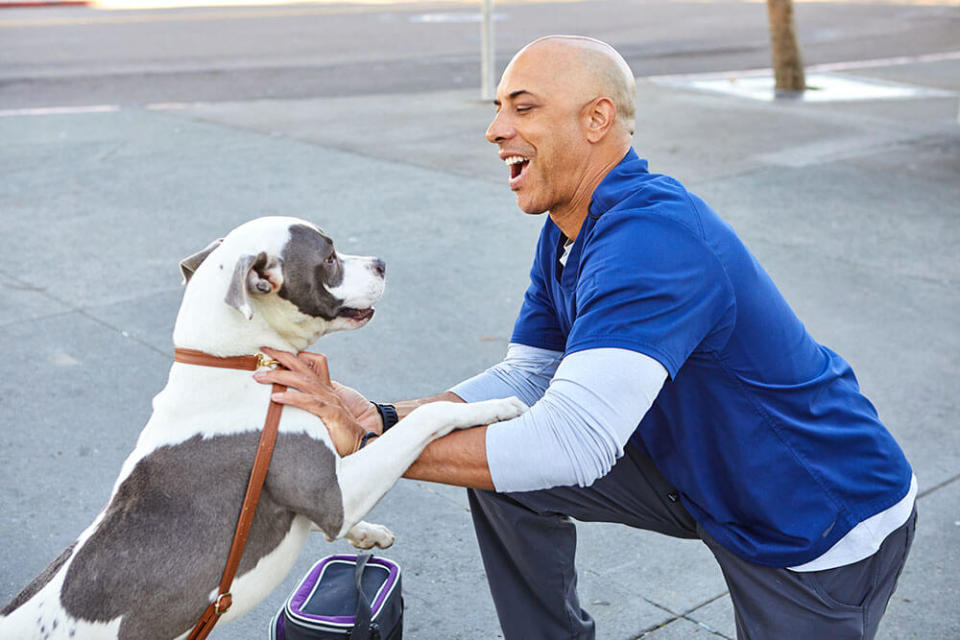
[549,206,590,242]
[549,145,629,240]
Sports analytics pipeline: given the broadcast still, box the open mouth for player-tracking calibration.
[504,155,530,186]
[337,307,375,322]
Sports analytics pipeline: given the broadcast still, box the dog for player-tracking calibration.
[0,216,526,639]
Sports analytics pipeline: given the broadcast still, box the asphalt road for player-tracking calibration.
[2,0,959,108]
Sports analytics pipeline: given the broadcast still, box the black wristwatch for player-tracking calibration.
[359,431,379,449]
[374,403,399,432]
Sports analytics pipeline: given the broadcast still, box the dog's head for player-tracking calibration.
[178,217,385,347]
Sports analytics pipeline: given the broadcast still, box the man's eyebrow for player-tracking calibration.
[494,89,535,107]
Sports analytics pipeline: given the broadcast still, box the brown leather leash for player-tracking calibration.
[174,348,287,640]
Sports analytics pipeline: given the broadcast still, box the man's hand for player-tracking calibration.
[329,380,383,434]
[253,347,382,456]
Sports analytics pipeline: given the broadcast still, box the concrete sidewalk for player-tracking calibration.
[1,48,958,640]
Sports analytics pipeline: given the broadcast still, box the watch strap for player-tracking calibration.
[375,403,399,432]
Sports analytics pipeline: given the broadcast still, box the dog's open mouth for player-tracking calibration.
[338,307,375,322]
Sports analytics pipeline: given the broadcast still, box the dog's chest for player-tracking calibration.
[52,430,340,639]
[119,365,336,483]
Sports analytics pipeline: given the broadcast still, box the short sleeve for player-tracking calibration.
[566,213,735,377]
[511,228,566,351]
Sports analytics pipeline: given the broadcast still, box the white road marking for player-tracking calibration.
[645,50,960,83]
[1,50,956,117]
[0,104,120,117]
[409,11,507,22]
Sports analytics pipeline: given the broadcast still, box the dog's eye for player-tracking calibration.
[324,253,337,266]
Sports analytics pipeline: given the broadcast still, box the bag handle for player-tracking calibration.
[350,552,378,640]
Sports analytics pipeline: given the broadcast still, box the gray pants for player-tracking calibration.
[468,443,916,640]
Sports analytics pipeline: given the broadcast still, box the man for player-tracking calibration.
[257,35,916,640]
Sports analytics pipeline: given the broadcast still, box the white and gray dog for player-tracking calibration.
[0,216,526,639]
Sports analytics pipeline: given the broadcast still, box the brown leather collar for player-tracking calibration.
[174,347,280,371]
[175,347,287,640]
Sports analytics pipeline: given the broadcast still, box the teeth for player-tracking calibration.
[504,156,527,166]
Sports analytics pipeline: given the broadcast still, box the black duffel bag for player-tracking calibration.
[270,553,402,640]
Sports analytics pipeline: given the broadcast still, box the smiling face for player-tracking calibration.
[486,36,637,237]
[486,43,593,219]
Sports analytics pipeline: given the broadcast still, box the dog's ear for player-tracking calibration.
[179,238,223,284]
[225,252,284,320]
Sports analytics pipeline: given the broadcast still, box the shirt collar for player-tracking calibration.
[588,148,648,218]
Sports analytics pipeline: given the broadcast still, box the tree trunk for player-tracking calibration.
[766,0,806,92]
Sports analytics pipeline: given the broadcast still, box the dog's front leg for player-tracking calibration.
[334,397,527,538]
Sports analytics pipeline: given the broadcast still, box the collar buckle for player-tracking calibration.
[256,352,279,369]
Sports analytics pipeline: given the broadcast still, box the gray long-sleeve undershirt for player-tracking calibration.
[450,344,667,492]
[450,344,917,571]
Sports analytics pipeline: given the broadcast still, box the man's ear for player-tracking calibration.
[224,252,284,320]
[583,97,616,143]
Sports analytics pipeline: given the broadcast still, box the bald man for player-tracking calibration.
[259,36,916,640]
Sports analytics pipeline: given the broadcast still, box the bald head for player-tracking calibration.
[486,36,637,227]
[508,35,637,136]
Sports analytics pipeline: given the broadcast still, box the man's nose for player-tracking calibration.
[485,111,511,144]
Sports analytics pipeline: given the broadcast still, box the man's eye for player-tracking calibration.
[516,106,532,113]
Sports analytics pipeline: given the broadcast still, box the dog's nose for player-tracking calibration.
[372,258,386,277]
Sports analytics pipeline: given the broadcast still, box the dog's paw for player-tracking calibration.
[406,397,528,437]
[346,521,396,550]
[466,396,528,426]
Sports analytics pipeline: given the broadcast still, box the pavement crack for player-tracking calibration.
[73,307,171,360]
[0,308,75,331]
[918,472,960,499]
[628,591,733,639]
[9,282,44,292]
[0,265,171,359]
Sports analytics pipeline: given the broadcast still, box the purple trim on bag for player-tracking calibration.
[286,555,400,627]
[273,612,286,640]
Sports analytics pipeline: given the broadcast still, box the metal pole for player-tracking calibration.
[481,0,495,101]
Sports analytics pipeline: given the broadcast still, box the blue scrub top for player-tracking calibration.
[511,148,912,567]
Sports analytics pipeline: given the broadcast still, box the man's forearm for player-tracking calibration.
[389,391,496,490]
[404,427,494,490]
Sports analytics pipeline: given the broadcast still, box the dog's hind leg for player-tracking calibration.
[333,397,527,538]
